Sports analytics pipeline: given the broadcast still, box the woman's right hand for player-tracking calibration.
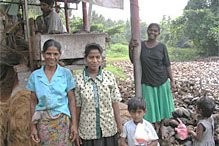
[31,124,40,143]
[129,38,139,63]
[129,38,139,49]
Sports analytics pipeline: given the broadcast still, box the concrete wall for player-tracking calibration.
[32,32,106,61]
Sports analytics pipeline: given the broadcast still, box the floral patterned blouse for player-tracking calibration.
[75,67,121,140]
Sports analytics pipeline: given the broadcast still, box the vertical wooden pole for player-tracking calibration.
[64,0,69,32]
[82,2,89,31]
[88,3,92,32]
[130,0,142,97]
[24,0,34,71]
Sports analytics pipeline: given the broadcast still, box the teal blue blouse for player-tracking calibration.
[26,64,75,117]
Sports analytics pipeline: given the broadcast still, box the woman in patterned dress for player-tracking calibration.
[75,43,123,146]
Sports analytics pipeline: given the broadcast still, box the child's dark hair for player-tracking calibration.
[128,97,146,112]
[84,43,103,57]
[43,39,61,53]
[148,23,160,32]
[196,96,215,118]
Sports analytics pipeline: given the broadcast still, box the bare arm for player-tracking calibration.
[129,39,139,64]
[76,107,81,128]
[148,140,159,146]
[76,107,82,146]
[188,123,204,141]
[167,66,174,82]
[129,41,134,64]
[112,102,123,134]
[167,66,175,91]
[30,92,40,143]
[30,92,38,119]
[68,90,78,142]
[120,137,128,146]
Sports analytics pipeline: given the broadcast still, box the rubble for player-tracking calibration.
[114,57,219,145]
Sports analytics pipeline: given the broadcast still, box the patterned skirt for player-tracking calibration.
[142,80,175,123]
[37,114,72,146]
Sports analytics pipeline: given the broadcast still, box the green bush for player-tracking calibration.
[104,65,128,80]
[168,47,199,61]
[106,43,200,62]
[110,43,127,53]
[106,43,129,62]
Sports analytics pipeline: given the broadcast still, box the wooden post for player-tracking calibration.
[64,0,70,32]
[130,0,142,97]
[88,3,92,32]
[24,0,34,71]
[82,2,89,31]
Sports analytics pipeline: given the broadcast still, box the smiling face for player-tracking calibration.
[129,108,146,125]
[43,46,61,68]
[85,49,103,72]
[147,25,160,41]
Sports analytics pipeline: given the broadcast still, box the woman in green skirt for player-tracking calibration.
[129,23,175,139]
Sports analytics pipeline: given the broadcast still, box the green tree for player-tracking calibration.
[69,16,83,32]
[183,9,219,55]
[159,16,171,44]
[168,16,193,48]
[123,19,131,43]
[140,21,147,40]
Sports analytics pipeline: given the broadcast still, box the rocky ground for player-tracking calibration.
[111,57,219,146]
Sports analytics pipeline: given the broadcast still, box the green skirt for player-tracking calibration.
[142,80,175,123]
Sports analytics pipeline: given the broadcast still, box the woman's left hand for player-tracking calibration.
[118,124,123,134]
[170,80,175,92]
[69,125,79,144]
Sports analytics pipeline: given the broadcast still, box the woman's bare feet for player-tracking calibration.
[160,125,169,139]
[154,122,160,134]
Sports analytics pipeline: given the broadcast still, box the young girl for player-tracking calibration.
[188,96,215,146]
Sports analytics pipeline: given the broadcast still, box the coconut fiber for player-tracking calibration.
[7,89,39,146]
[0,101,8,146]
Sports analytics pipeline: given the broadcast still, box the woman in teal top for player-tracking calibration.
[26,39,78,146]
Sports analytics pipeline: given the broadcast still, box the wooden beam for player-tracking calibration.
[130,0,142,97]
[24,0,34,71]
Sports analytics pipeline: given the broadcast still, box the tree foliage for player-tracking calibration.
[64,0,219,56]
[183,0,218,55]
[163,0,219,56]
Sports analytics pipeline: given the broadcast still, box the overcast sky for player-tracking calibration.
[73,0,189,24]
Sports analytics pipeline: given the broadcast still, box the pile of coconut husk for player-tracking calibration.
[113,57,219,145]
[0,57,217,146]
[0,101,8,146]
[7,89,39,146]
